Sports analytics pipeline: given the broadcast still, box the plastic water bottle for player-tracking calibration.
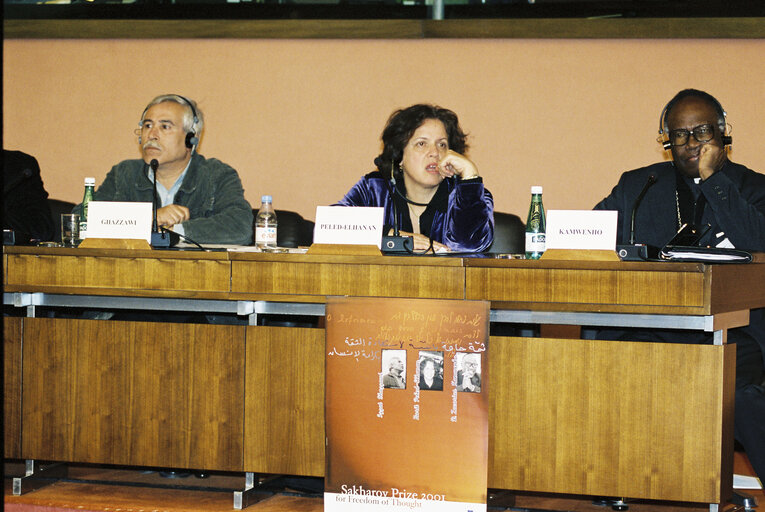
[80,177,95,239]
[255,195,278,249]
[525,186,546,259]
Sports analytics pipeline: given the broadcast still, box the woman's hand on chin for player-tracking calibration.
[437,150,479,180]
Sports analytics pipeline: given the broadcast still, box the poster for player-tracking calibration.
[325,297,489,512]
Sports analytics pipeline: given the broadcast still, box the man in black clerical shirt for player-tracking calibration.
[595,89,765,483]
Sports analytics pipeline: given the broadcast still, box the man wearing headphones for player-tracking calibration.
[594,89,765,483]
[79,94,253,245]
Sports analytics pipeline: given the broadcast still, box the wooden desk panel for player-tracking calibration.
[467,259,765,315]
[21,318,245,471]
[231,254,465,299]
[487,336,736,504]
[244,326,325,476]
[5,248,231,294]
[4,317,22,459]
[709,263,765,313]
[467,260,709,314]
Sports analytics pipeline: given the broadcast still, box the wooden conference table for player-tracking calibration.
[4,245,765,510]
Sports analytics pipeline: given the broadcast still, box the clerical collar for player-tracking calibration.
[674,169,706,229]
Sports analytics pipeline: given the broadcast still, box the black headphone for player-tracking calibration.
[138,94,199,149]
[658,93,732,150]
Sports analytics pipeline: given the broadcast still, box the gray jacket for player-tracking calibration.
[78,153,253,245]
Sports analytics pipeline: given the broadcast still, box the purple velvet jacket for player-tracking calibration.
[336,171,494,252]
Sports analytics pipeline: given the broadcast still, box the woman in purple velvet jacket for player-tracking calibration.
[336,104,494,253]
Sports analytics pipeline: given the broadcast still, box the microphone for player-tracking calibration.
[617,174,658,261]
[378,158,414,254]
[375,158,400,237]
[629,174,656,245]
[149,158,173,248]
[150,159,160,233]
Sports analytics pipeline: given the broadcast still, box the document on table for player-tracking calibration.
[734,474,762,489]
[660,246,753,263]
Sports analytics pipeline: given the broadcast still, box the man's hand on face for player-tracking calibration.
[156,204,190,229]
[698,143,727,181]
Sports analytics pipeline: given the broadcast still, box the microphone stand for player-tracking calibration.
[381,175,414,254]
[149,159,172,248]
[616,174,658,261]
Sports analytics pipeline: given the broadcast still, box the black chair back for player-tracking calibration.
[487,211,525,254]
[253,209,314,248]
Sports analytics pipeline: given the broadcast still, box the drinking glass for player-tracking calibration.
[61,213,80,247]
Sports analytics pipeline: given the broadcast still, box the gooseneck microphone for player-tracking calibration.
[629,174,656,245]
[376,158,414,254]
[149,159,174,248]
[147,159,204,250]
[380,160,401,238]
[150,159,161,234]
[616,174,658,261]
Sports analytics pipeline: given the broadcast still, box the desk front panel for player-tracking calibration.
[466,263,708,314]
[709,263,765,313]
[231,257,465,299]
[488,335,735,504]
[4,317,23,458]
[5,250,231,295]
[244,326,325,476]
[4,321,737,504]
[20,318,245,471]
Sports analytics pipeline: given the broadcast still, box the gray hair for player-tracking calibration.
[140,94,204,136]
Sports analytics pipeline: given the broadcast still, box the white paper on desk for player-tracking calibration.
[313,206,384,249]
[546,210,617,251]
[734,474,763,489]
[85,201,152,242]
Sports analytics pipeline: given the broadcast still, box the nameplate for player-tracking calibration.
[85,201,153,243]
[313,206,384,249]
[546,210,617,251]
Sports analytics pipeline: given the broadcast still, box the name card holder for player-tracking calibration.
[78,238,152,250]
[540,248,620,261]
[542,210,619,261]
[313,206,384,251]
[83,201,153,249]
[307,243,381,256]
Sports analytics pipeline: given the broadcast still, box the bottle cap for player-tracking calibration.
[531,186,543,194]
[85,177,96,186]
[261,195,272,203]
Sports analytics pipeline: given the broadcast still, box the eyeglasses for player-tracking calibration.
[667,124,716,147]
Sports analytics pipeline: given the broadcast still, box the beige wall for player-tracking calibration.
[4,38,765,221]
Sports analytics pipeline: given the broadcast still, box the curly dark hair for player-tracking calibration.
[375,104,468,180]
